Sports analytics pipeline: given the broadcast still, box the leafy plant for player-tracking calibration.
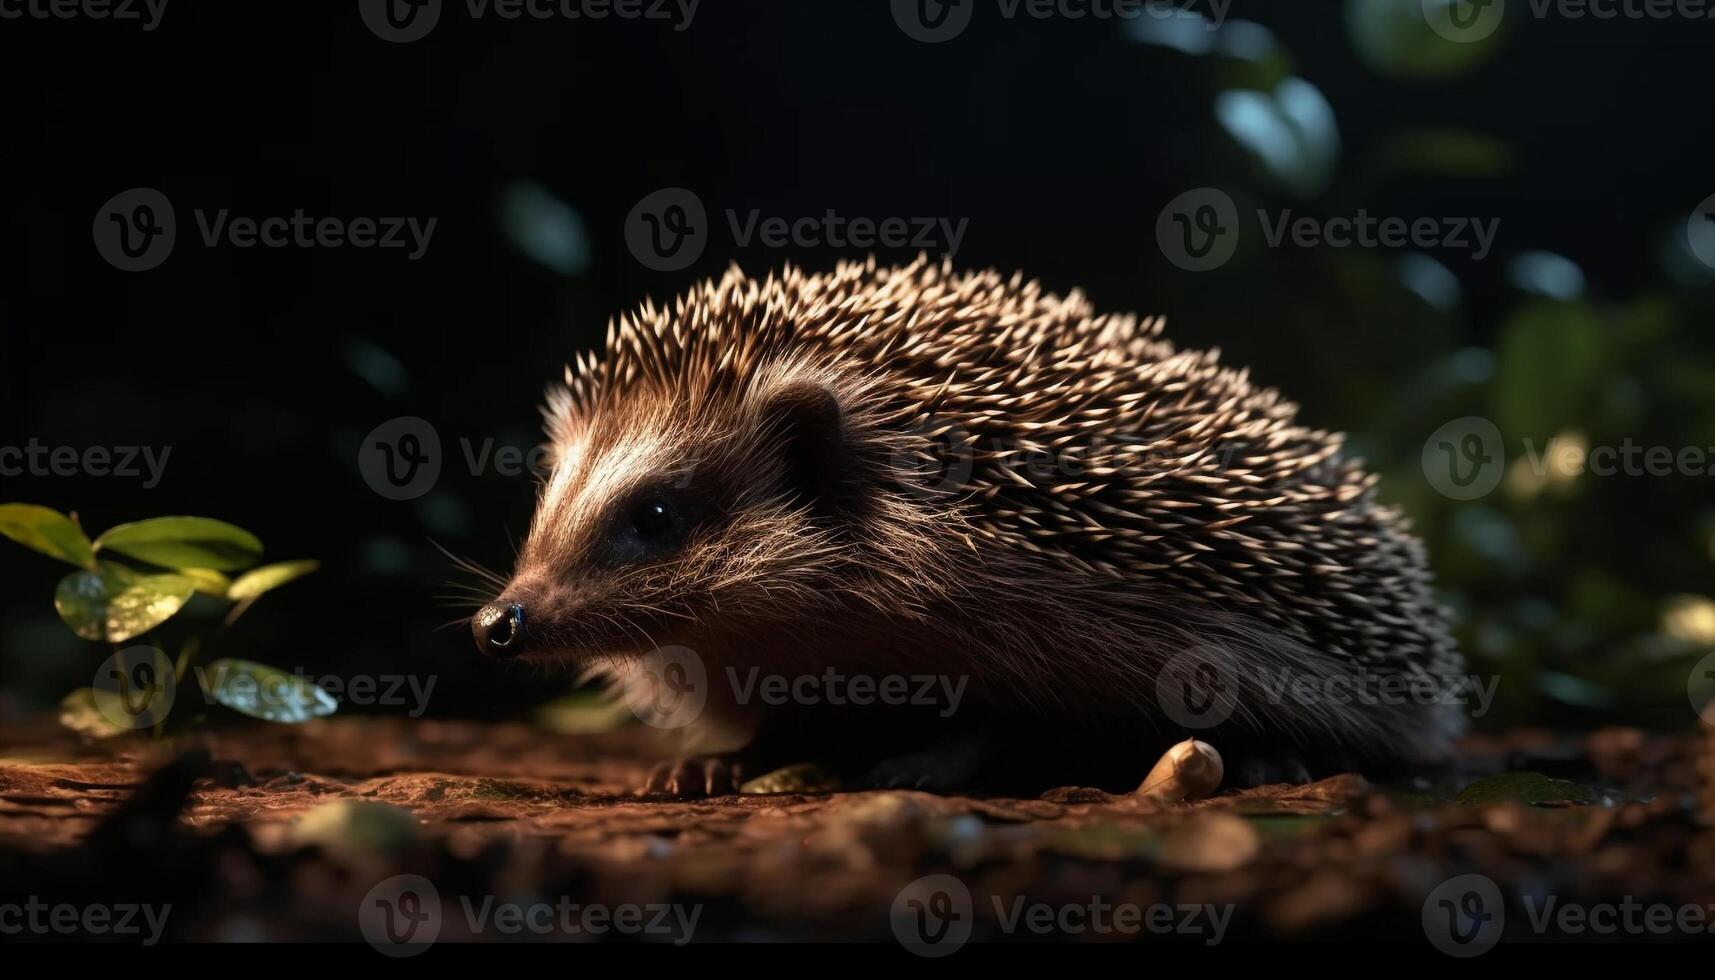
[0,503,332,737]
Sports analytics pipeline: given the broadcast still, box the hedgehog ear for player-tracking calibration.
[758,381,848,516]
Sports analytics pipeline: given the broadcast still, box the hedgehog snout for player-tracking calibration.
[473,601,527,658]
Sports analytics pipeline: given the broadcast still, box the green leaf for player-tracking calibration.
[532,689,633,735]
[0,504,96,568]
[290,801,420,859]
[54,563,197,642]
[197,658,337,723]
[180,568,233,597]
[95,517,263,572]
[58,688,131,739]
[227,560,319,601]
[1371,129,1516,181]
[1491,299,1607,441]
[1455,772,1604,807]
[1345,0,1505,81]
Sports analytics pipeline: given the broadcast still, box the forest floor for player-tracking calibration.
[1,716,1712,948]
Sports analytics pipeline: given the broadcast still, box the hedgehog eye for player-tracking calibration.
[630,495,676,538]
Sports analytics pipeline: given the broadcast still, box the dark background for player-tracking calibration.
[4,0,1714,728]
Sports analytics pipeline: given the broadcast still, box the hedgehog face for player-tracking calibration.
[473,374,865,668]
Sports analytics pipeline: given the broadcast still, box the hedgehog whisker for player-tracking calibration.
[437,597,495,609]
[431,539,509,588]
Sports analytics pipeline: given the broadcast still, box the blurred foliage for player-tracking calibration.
[1128,1,1715,730]
[1346,0,1507,79]
[1389,288,1715,729]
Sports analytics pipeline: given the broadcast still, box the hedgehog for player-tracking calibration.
[471,257,1465,797]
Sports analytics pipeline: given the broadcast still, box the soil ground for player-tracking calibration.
[1,716,1712,946]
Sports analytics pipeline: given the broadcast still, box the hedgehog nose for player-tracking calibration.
[474,602,526,657]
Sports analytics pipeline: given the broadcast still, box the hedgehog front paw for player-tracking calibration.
[640,756,739,798]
